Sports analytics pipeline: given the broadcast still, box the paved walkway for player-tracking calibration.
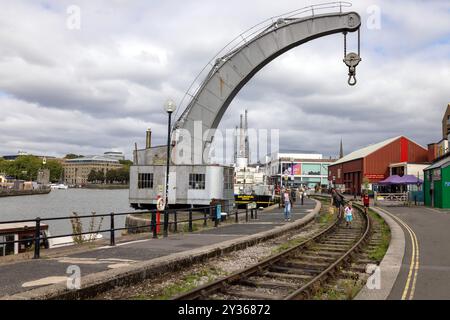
[376,205,450,300]
[0,199,315,297]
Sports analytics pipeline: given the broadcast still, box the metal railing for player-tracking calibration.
[0,203,262,259]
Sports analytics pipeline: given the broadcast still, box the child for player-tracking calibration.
[344,203,353,228]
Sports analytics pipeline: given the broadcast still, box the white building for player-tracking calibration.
[104,151,125,161]
[266,152,336,189]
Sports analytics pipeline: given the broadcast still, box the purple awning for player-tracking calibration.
[399,175,423,185]
[378,175,423,185]
[378,175,402,185]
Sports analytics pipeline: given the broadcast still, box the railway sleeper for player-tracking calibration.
[262,271,313,281]
[224,287,285,300]
[269,265,319,276]
[302,250,343,258]
[281,259,329,270]
[294,254,336,263]
[238,278,300,290]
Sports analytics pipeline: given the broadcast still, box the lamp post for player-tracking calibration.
[163,99,176,237]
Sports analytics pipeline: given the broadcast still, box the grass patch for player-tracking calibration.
[312,280,363,300]
[272,236,307,254]
[367,208,391,261]
[131,267,226,300]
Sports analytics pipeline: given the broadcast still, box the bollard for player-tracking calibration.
[245,208,249,222]
[174,210,178,232]
[255,208,258,220]
[188,208,193,232]
[163,208,169,238]
[151,211,157,239]
[203,207,207,227]
[251,208,254,220]
[33,217,41,259]
[214,205,219,227]
[110,212,115,246]
[235,210,238,223]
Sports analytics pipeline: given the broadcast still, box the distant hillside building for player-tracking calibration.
[104,151,125,161]
[63,156,123,185]
[328,136,429,195]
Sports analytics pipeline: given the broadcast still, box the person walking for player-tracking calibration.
[344,203,353,228]
[331,188,344,216]
[362,192,370,214]
[283,189,292,222]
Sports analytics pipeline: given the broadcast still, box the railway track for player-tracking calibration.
[173,200,371,300]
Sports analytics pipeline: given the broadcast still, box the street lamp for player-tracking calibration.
[164,99,176,237]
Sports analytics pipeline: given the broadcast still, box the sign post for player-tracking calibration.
[156,196,165,234]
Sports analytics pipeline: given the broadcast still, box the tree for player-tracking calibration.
[96,170,105,183]
[105,169,118,184]
[46,160,63,182]
[64,154,83,159]
[87,169,98,183]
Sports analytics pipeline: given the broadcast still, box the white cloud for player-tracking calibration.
[0,0,449,160]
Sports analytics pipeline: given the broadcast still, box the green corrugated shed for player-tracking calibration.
[424,155,450,209]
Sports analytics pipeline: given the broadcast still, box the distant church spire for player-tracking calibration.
[339,139,344,159]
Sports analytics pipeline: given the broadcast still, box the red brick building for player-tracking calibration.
[328,136,429,195]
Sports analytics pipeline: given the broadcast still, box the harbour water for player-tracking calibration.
[0,189,133,239]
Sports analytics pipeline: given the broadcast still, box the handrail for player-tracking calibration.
[0,203,260,259]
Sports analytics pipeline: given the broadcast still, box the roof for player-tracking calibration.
[331,136,406,166]
[425,153,450,171]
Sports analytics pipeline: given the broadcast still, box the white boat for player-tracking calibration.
[48,234,103,249]
[50,184,68,190]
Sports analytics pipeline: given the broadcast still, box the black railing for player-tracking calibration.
[0,203,262,259]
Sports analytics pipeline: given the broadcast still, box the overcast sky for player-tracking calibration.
[0,0,449,161]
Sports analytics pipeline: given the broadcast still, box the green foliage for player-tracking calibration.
[105,168,129,184]
[0,155,63,182]
[64,154,84,159]
[119,159,133,168]
[46,159,63,182]
[70,212,104,244]
[87,170,105,183]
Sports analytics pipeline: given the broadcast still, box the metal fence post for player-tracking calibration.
[235,209,238,223]
[33,217,41,259]
[203,207,207,227]
[251,208,254,220]
[110,212,115,246]
[188,208,193,232]
[255,208,258,220]
[174,210,178,232]
[151,211,157,239]
[245,208,249,222]
[163,208,169,238]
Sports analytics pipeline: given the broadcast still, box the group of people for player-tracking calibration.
[331,188,371,228]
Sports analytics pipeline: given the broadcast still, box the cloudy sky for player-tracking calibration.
[0,0,449,161]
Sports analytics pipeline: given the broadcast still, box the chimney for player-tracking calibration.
[146,128,152,149]
[428,143,437,162]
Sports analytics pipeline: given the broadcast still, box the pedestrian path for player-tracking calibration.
[0,199,315,298]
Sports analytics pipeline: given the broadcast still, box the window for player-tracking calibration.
[189,173,205,190]
[223,168,233,190]
[138,173,153,189]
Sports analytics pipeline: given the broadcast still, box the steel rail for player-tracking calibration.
[172,209,341,300]
[284,202,370,299]
[173,200,370,300]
